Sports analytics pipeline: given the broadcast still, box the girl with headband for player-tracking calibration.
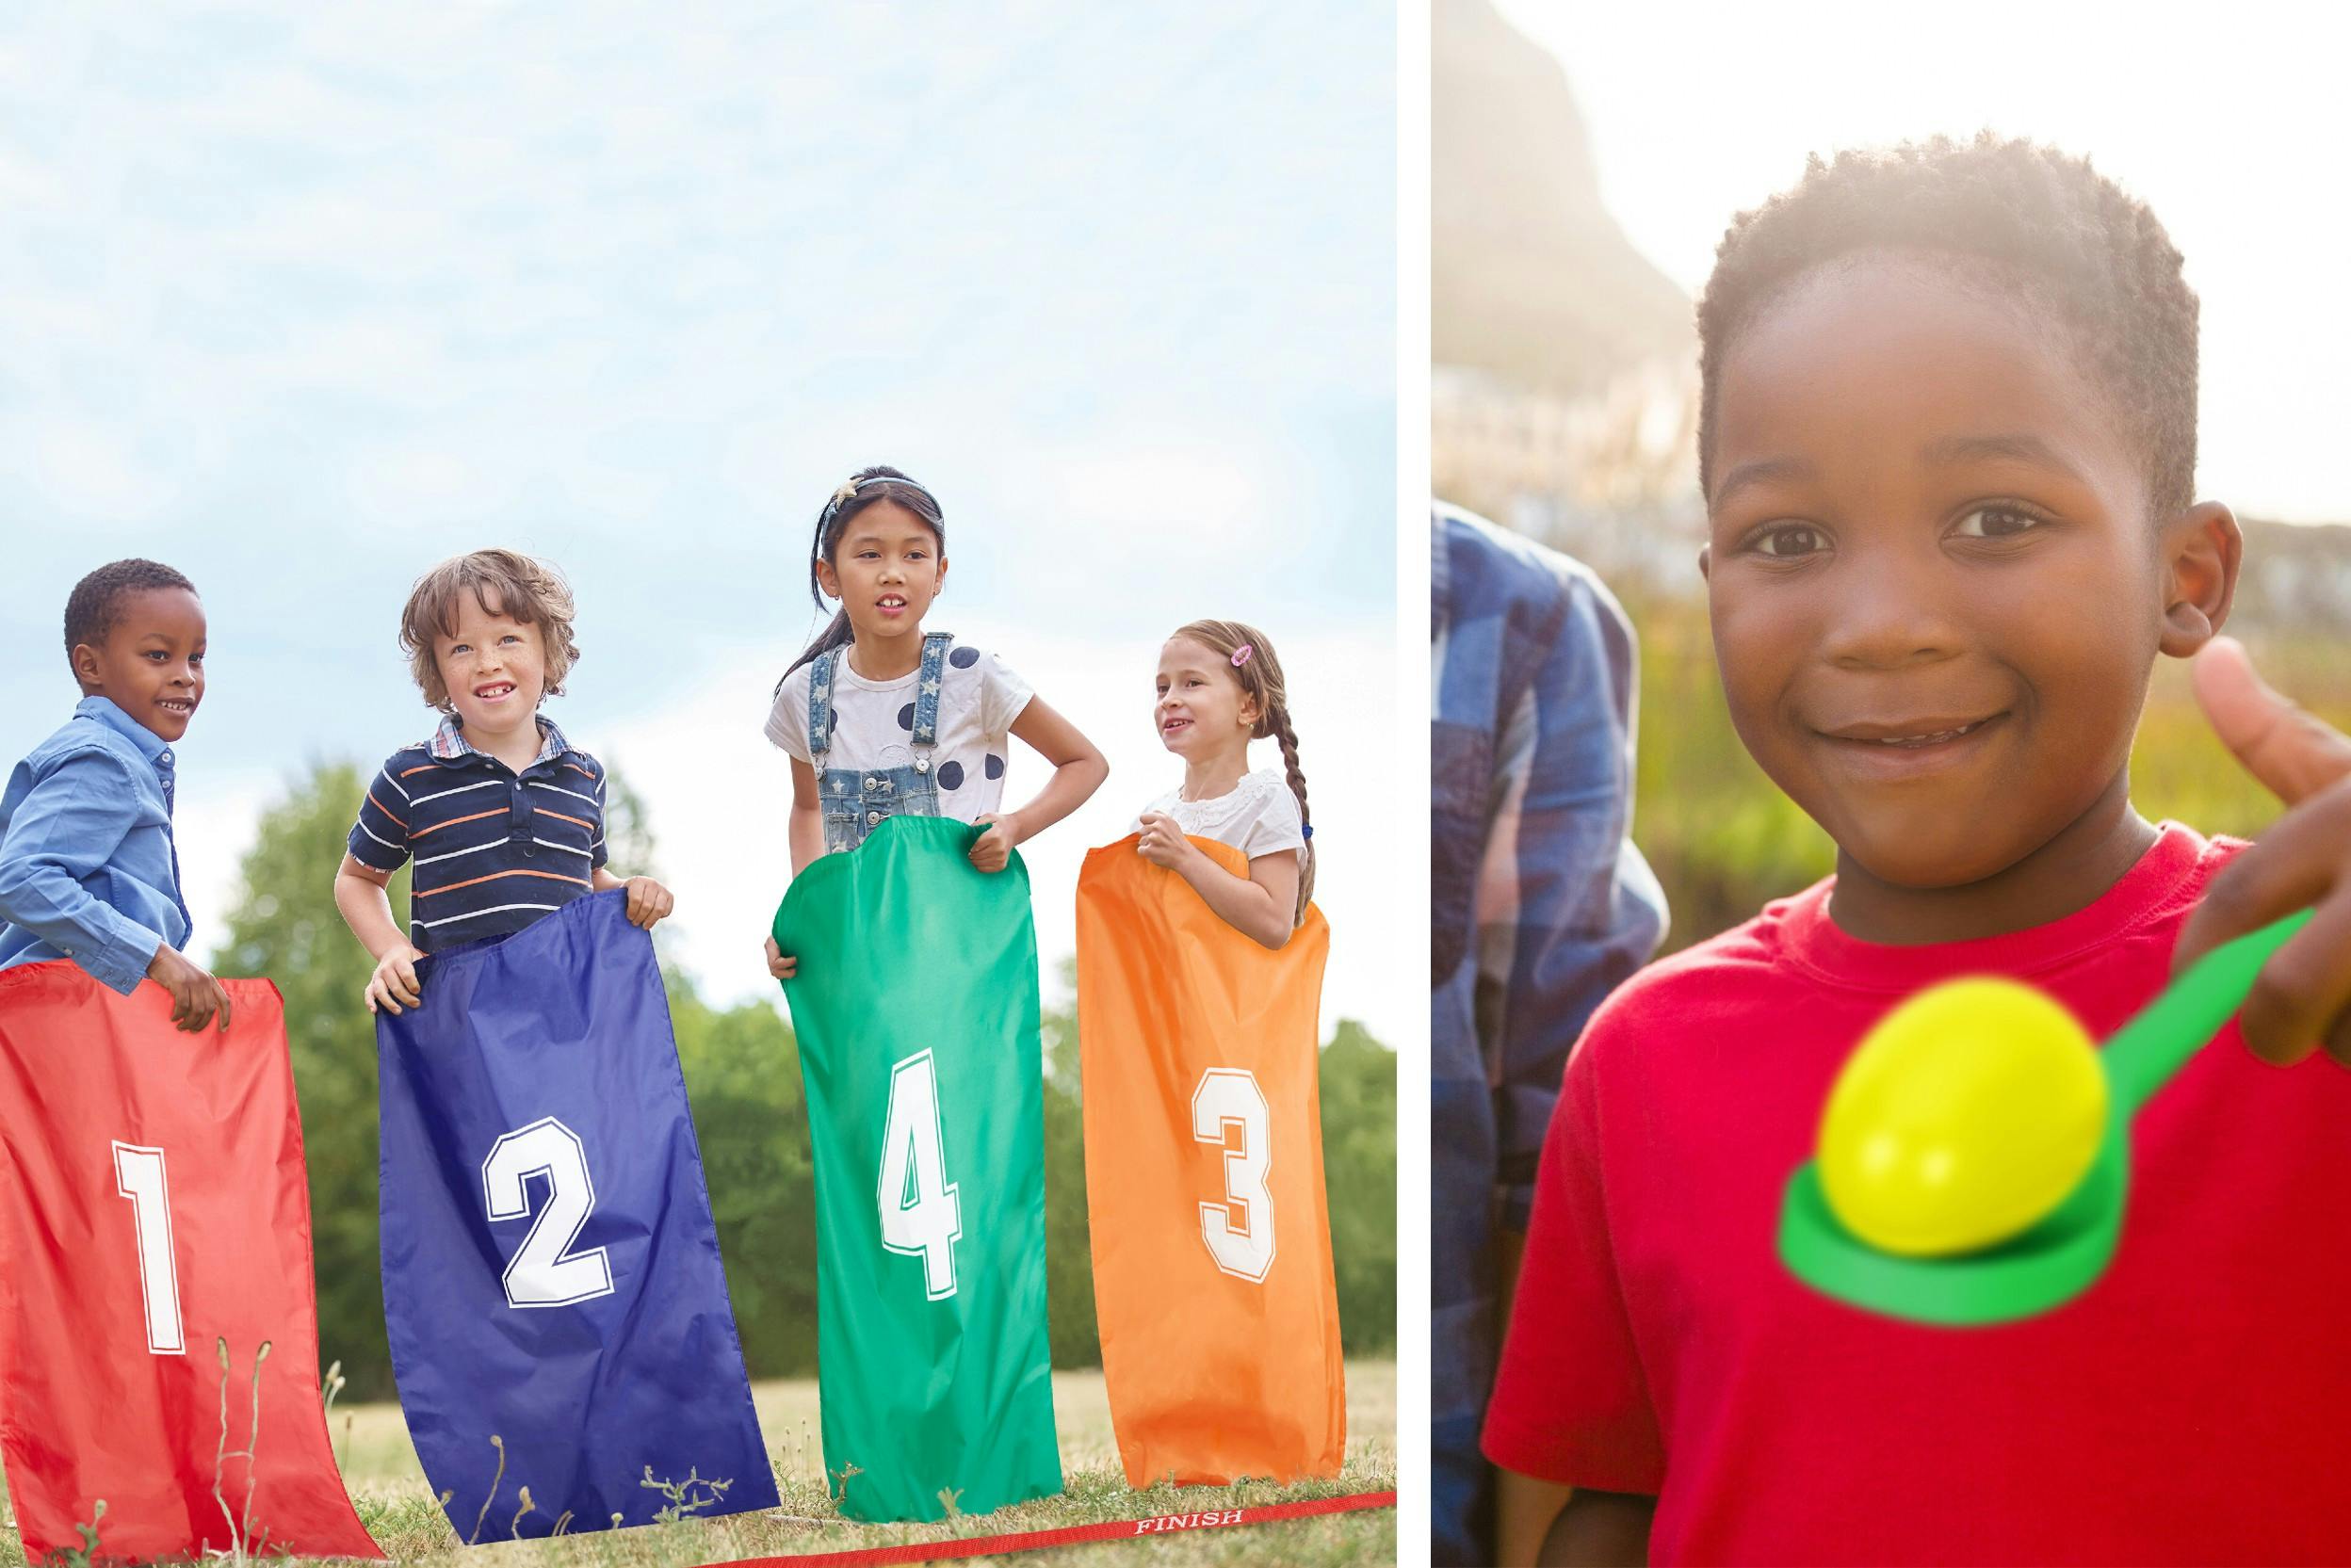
[762,465,1107,979]
[1134,619,1317,946]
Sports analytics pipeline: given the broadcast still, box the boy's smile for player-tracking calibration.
[1701,256,2235,925]
[74,587,207,744]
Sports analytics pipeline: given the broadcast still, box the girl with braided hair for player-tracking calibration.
[1134,619,1316,949]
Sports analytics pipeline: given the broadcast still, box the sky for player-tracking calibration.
[1495,0,2351,525]
[0,7,1402,1038]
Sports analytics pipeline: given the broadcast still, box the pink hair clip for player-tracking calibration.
[1230,643,1254,668]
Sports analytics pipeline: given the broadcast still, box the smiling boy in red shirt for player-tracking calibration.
[1483,137,2351,1564]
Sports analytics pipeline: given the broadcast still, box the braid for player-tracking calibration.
[1268,702,1315,925]
[1170,616,1317,925]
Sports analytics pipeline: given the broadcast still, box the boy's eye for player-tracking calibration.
[1749,523,1826,559]
[450,644,470,655]
[1952,503,2046,540]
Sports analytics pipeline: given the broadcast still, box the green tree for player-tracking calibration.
[1319,1019,1398,1354]
[667,965,821,1374]
[212,762,403,1396]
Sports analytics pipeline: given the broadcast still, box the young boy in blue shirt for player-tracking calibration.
[0,559,231,1031]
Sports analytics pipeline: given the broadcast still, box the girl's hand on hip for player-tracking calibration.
[970,813,1019,873]
[2171,636,2351,1065]
[624,876,676,929]
[1137,812,1194,870]
[764,934,798,981]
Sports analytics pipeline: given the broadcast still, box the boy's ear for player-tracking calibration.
[1697,543,1712,581]
[2156,501,2242,658]
[69,641,102,690]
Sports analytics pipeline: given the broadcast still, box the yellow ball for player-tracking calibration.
[1819,977,2107,1257]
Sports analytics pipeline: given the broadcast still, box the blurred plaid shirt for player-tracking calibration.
[1431,506,1666,1565]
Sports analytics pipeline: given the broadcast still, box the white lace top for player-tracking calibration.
[1132,768,1306,860]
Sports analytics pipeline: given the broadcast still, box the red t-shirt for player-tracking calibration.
[1484,822,2351,1565]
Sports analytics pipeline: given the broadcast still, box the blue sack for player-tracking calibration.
[377,890,776,1540]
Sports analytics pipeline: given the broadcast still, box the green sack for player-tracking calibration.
[772,815,1063,1523]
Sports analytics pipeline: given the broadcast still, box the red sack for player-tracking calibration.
[0,962,381,1561]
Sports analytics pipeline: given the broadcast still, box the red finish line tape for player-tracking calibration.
[711,1490,1397,1566]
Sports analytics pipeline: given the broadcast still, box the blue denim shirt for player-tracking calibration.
[0,696,192,994]
[1431,507,1667,1564]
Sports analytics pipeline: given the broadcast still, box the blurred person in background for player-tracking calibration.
[1430,504,1666,1566]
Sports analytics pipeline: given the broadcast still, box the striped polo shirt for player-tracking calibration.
[347,714,608,953]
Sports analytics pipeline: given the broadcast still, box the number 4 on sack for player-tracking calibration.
[880,1048,963,1301]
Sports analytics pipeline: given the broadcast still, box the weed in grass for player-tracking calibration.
[640,1466,731,1526]
[210,1338,276,1566]
[466,1434,507,1545]
[36,1498,104,1568]
[510,1486,537,1540]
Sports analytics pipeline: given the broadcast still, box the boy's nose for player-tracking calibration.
[1820,551,1968,671]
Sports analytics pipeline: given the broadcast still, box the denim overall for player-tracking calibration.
[809,631,949,853]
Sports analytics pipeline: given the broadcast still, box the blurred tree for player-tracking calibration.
[212,761,403,1397]
[668,965,820,1374]
[1321,1019,1398,1354]
[1038,972,1099,1366]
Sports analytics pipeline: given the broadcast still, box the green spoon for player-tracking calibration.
[1779,908,2313,1326]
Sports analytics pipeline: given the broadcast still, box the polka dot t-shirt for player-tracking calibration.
[766,639,1033,823]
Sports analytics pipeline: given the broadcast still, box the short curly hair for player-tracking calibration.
[398,549,581,712]
[63,558,198,673]
[1696,134,2198,519]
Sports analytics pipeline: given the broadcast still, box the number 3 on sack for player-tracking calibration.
[880,1049,963,1301]
[1193,1069,1275,1283]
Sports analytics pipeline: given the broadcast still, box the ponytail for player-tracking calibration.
[776,465,947,693]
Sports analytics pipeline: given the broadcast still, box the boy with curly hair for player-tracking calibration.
[332,549,673,1012]
[1485,136,2351,1563]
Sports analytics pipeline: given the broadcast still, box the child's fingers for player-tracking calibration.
[216,984,234,1033]
[2239,892,2351,1068]
[2193,638,2351,806]
[2172,786,2349,980]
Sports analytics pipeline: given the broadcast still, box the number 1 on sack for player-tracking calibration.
[113,1140,186,1355]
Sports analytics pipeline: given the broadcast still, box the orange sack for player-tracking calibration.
[1075,833,1345,1487]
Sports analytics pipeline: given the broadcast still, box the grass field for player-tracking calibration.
[1,1363,1393,1568]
